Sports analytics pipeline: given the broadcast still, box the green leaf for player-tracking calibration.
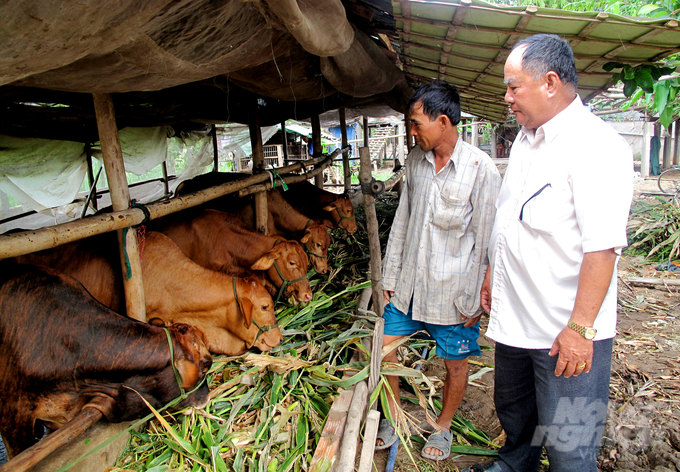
[660,106,674,130]
[669,85,678,102]
[655,80,671,112]
[638,3,667,15]
[650,66,662,81]
[635,68,655,93]
[660,67,676,75]
[622,88,645,111]
[623,78,638,97]
[612,72,621,84]
[603,61,625,71]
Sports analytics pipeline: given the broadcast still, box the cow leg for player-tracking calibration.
[200,327,249,356]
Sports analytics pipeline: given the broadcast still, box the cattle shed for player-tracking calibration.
[1,0,680,471]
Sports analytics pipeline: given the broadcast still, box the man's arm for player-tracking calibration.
[549,248,618,378]
[458,160,501,326]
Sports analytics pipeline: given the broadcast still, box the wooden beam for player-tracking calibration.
[211,124,219,172]
[281,120,289,166]
[92,93,145,322]
[309,388,353,472]
[0,155,332,260]
[357,410,381,472]
[339,108,351,192]
[359,147,384,318]
[311,113,323,189]
[0,408,103,472]
[248,98,268,235]
[335,381,369,472]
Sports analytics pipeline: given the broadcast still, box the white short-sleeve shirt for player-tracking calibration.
[486,96,634,349]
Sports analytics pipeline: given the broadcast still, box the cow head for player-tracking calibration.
[234,275,282,351]
[251,239,312,303]
[323,193,356,233]
[301,223,330,274]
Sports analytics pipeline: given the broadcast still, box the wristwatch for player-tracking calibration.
[568,320,597,340]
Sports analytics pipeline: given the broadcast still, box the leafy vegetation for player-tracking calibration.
[626,199,680,261]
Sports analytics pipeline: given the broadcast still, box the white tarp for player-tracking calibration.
[92,126,169,176]
[0,135,87,211]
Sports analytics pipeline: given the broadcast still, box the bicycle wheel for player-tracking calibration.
[658,167,680,195]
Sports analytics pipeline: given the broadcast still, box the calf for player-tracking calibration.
[279,181,357,233]
[14,231,282,355]
[150,209,313,303]
[0,263,212,459]
[141,232,282,355]
[176,173,332,274]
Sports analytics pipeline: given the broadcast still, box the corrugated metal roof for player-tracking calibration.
[392,0,680,122]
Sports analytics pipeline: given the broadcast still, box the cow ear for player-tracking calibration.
[175,359,200,390]
[148,317,166,327]
[322,202,338,212]
[251,253,275,270]
[240,297,254,328]
[300,232,311,243]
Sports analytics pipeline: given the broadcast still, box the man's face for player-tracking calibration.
[409,102,443,151]
[504,47,548,130]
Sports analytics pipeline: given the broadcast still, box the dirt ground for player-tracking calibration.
[373,176,680,472]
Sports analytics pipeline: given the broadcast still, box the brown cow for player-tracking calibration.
[0,263,212,459]
[150,209,313,303]
[231,190,331,275]
[14,231,282,355]
[176,173,332,274]
[278,182,357,233]
[141,232,282,354]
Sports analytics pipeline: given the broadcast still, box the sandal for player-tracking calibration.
[421,429,452,461]
[375,418,398,451]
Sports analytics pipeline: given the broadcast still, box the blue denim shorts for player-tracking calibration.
[383,301,481,360]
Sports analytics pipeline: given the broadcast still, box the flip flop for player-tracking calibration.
[421,429,453,461]
[375,418,398,451]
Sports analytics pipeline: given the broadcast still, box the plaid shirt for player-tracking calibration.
[382,136,501,325]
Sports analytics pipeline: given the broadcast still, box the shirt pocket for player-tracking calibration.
[432,192,470,233]
[519,184,560,234]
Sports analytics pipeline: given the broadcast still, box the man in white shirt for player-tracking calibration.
[467,35,632,472]
[378,80,501,460]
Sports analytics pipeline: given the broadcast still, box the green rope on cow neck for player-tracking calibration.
[232,277,280,343]
[335,207,355,222]
[163,327,186,397]
[268,169,288,191]
[304,240,327,259]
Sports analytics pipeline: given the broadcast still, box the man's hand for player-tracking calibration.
[480,268,492,313]
[549,327,593,378]
[461,313,482,328]
[383,290,394,303]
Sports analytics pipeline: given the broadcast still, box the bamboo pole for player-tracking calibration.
[642,121,652,177]
[211,124,219,172]
[334,380,369,472]
[674,120,679,166]
[92,93,145,322]
[311,114,323,189]
[85,144,97,211]
[0,409,103,472]
[359,146,384,318]
[249,99,268,235]
[340,108,351,192]
[0,155,330,261]
[357,410,381,472]
[363,116,369,148]
[161,161,170,198]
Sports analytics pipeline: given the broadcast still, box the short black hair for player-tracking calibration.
[513,34,578,88]
[407,80,461,126]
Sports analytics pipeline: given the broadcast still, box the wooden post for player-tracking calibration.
[85,144,97,211]
[161,161,170,198]
[311,114,323,189]
[340,108,351,192]
[92,93,145,322]
[674,120,680,166]
[357,410,381,472]
[490,125,498,159]
[211,124,219,172]
[394,124,404,197]
[248,98,268,234]
[641,121,652,177]
[334,381,368,472]
[363,116,369,148]
[405,115,413,153]
[664,125,673,170]
[281,121,289,166]
[359,147,384,318]
[471,121,479,147]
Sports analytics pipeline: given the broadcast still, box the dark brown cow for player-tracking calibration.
[278,182,357,233]
[14,231,282,355]
[0,263,212,459]
[150,209,313,303]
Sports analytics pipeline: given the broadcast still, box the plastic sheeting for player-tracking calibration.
[92,126,169,176]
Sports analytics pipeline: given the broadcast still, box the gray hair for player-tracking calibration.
[513,34,578,88]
